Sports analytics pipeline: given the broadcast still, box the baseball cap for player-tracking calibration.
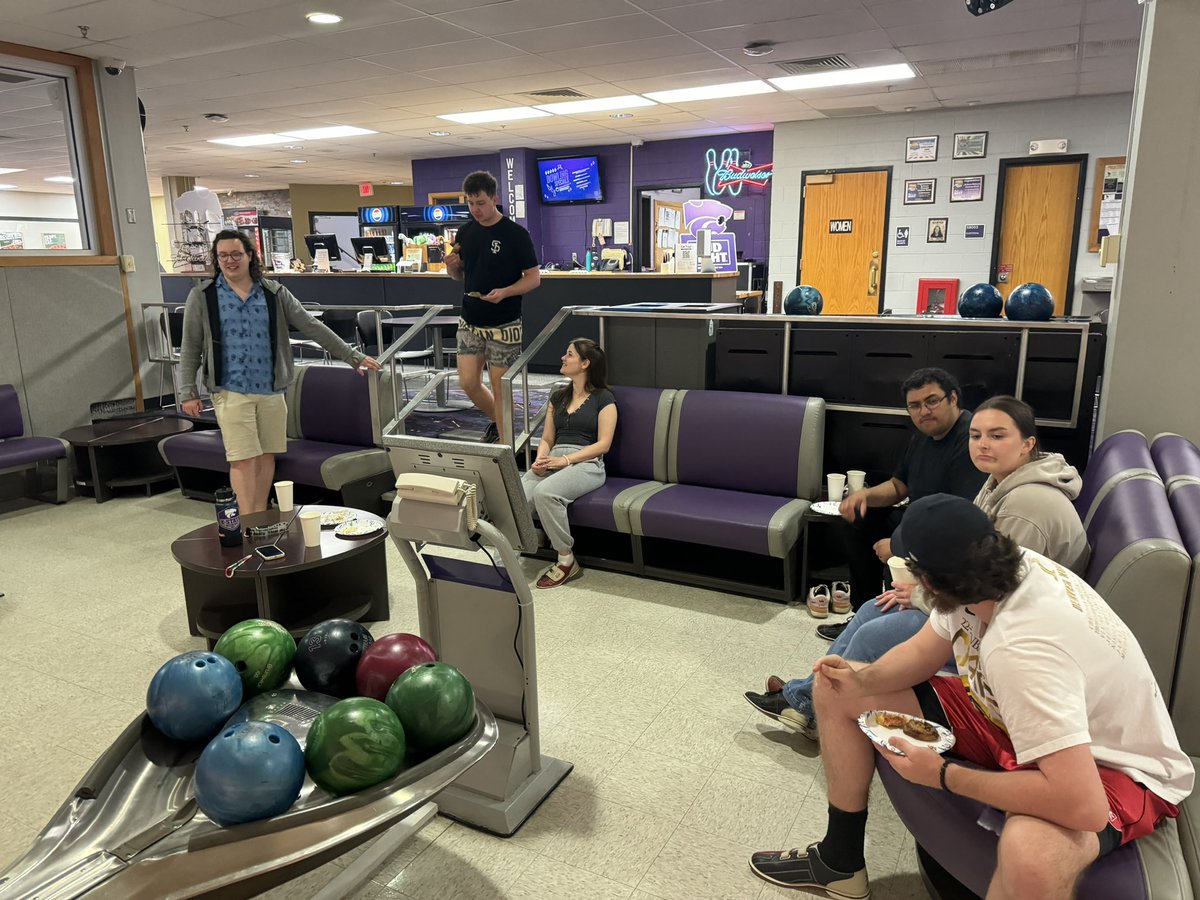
[891,494,996,574]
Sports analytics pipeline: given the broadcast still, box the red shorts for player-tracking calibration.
[922,675,1178,848]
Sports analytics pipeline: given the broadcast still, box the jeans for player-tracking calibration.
[782,600,928,721]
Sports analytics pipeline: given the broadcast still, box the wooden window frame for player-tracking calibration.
[0,40,117,266]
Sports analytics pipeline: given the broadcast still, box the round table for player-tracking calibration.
[171,504,390,647]
[61,416,193,502]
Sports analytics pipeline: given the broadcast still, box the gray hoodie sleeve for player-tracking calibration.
[275,283,366,366]
[177,286,208,402]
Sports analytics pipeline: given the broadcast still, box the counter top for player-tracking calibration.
[162,271,737,280]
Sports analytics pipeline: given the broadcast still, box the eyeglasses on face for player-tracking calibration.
[906,393,947,414]
[217,251,246,262]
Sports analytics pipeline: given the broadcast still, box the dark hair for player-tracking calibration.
[973,395,1043,459]
[901,367,960,405]
[551,338,609,409]
[908,531,1023,612]
[211,229,261,281]
[462,170,497,197]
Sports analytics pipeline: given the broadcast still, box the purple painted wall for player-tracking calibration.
[410,130,774,269]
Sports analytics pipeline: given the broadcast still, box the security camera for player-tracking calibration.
[631,138,644,148]
[101,58,126,76]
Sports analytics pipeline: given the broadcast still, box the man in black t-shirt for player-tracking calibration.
[824,367,984,638]
[444,170,540,443]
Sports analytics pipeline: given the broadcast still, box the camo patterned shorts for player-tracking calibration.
[456,317,523,369]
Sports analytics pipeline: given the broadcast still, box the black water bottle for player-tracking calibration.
[214,486,242,548]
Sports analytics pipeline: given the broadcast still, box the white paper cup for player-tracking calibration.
[274,480,294,512]
[847,470,866,493]
[887,556,918,586]
[300,510,322,547]
[826,473,847,501]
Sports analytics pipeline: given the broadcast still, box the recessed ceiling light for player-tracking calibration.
[428,130,451,136]
[289,159,307,163]
[769,63,916,92]
[644,80,775,103]
[280,125,376,140]
[0,184,17,190]
[438,106,552,125]
[283,144,303,150]
[743,42,775,57]
[44,175,74,183]
[306,12,342,24]
[388,181,405,185]
[243,173,260,178]
[535,95,655,115]
[0,167,26,175]
[609,113,634,119]
[203,112,229,123]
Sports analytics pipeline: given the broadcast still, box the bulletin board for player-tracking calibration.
[1089,156,1126,253]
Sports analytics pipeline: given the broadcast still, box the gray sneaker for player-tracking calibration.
[743,691,818,741]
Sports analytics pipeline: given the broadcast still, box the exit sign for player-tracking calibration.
[829,219,853,233]
[358,182,374,197]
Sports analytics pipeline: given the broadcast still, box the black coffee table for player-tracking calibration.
[171,504,390,648]
[61,416,193,502]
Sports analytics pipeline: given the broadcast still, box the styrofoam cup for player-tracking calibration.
[887,556,917,585]
[274,480,294,512]
[300,510,322,547]
[847,470,866,493]
[826,473,847,500]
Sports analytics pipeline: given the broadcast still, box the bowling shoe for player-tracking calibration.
[749,843,870,899]
[536,559,581,589]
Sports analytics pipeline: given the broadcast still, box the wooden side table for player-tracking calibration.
[61,416,193,502]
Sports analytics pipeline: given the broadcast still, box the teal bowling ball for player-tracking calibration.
[385,662,476,753]
[146,651,242,743]
[784,285,824,316]
[304,698,406,795]
[195,721,305,826]
[1004,282,1054,321]
[958,283,1004,318]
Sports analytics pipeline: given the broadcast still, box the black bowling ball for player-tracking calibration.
[294,619,375,697]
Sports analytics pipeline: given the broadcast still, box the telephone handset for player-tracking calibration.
[395,473,478,528]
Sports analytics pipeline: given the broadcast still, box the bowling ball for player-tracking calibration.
[146,651,242,743]
[958,283,1004,318]
[214,618,297,697]
[195,721,305,826]
[295,619,375,698]
[355,633,437,701]
[304,697,407,795]
[385,662,476,752]
[784,285,824,316]
[1005,282,1055,321]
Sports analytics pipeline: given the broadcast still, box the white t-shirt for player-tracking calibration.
[929,549,1194,804]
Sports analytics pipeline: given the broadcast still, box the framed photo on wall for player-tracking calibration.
[904,178,936,204]
[927,217,948,243]
[950,175,985,202]
[906,135,939,162]
[953,131,988,159]
[917,278,960,315]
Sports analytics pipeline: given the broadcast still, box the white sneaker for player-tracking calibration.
[807,584,831,618]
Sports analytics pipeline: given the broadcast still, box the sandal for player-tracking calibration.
[536,560,581,589]
[831,580,852,614]
[806,584,831,618]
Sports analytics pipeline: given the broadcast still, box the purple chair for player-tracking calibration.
[1168,482,1200,753]
[0,384,69,503]
[1075,430,1160,528]
[1152,433,1200,494]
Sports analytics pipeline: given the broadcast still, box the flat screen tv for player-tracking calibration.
[537,155,603,204]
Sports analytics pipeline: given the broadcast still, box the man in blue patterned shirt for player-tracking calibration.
[179,230,379,512]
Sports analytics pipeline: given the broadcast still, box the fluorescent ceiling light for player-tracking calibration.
[289,159,307,163]
[0,184,17,190]
[428,130,451,136]
[208,133,293,147]
[438,107,551,125]
[0,167,25,175]
[243,174,260,178]
[536,95,656,115]
[306,12,342,24]
[644,80,775,103]
[280,125,376,140]
[44,175,74,183]
[770,63,916,91]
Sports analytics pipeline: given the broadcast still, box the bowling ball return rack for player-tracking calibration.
[0,688,498,899]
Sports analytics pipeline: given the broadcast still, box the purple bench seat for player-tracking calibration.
[0,384,69,503]
[1152,432,1200,493]
[1075,429,1160,527]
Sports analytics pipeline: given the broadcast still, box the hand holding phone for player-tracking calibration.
[254,544,286,561]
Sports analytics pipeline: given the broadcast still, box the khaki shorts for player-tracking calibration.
[211,390,288,461]
[457,317,523,369]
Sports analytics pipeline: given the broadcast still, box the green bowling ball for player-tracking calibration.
[214,618,296,697]
[304,697,407,795]
[385,662,476,753]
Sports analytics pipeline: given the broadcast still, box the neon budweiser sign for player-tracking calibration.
[704,147,774,197]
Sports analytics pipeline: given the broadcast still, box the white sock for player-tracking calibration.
[558,552,575,568]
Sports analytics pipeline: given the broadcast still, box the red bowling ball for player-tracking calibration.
[354,633,437,701]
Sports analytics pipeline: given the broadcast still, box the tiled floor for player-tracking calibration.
[0,490,929,899]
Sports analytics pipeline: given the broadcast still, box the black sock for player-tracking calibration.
[818,804,867,873]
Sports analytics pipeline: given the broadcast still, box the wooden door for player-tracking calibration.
[993,158,1086,315]
[651,198,684,271]
[799,169,890,315]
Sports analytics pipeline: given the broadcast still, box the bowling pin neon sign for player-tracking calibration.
[704,147,774,197]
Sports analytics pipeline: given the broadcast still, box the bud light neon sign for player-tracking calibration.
[704,147,773,197]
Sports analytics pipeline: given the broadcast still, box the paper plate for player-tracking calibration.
[857,710,955,756]
[811,500,842,516]
[320,508,357,528]
[334,519,384,539]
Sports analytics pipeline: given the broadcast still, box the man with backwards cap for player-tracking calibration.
[748,494,1192,900]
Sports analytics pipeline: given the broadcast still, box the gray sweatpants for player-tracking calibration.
[522,444,605,554]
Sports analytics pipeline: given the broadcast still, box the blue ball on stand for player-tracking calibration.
[958,283,1004,318]
[784,285,824,315]
[1005,282,1055,321]
[146,651,243,742]
[195,721,306,826]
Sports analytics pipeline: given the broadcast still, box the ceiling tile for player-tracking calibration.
[541,35,702,69]
[654,0,846,31]
[690,8,880,51]
[365,38,527,72]
[292,18,477,57]
[503,14,676,54]
[583,54,742,84]
[434,0,637,35]
[224,0,424,38]
[12,0,211,41]
[421,54,568,86]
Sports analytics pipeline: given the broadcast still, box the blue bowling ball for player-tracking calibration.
[784,285,824,315]
[195,721,306,826]
[1005,282,1055,321]
[958,283,1004,318]
[146,651,243,742]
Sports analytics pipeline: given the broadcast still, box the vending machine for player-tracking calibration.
[358,205,400,269]
[396,205,470,272]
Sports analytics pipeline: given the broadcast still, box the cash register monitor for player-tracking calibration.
[350,236,393,264]
[303,233,343,267]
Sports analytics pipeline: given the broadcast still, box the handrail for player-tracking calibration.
[373,371,451,444]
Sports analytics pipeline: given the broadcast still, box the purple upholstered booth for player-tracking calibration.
[1152,433,1200,493]
[0,384,69,503]
[1075,429,1159,527]
[1167,482,1200,754]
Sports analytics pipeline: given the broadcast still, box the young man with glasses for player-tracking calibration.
[178,230,380,514]
[821,367,985,640]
